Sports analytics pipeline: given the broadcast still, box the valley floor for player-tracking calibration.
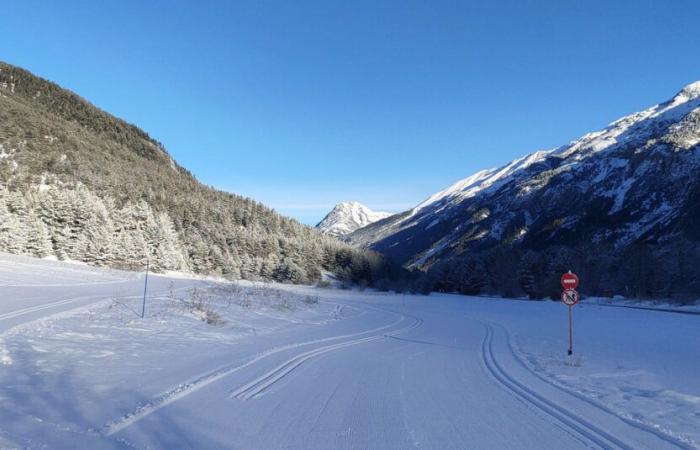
[0,253,698,449]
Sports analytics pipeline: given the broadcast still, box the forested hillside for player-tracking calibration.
[0,61,391,284]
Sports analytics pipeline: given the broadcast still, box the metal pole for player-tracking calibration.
[141,258,150,318]
[567,305,573,356]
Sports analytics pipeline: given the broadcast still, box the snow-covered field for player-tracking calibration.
[0,253,698,449]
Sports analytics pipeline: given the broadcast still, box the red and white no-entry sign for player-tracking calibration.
[560,271,579,290]
[560,271,580,357]
[561,288,580,306]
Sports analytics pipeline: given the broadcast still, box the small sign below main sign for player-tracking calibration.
[561,288,580,306]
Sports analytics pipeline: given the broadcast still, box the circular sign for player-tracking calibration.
[560,272,579,290]
[561,289,580,306]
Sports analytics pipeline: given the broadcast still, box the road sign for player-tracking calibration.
[561,288,579,306]
[561,272,580,357]
[560,271,579,290]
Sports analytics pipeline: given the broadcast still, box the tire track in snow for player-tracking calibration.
[480,323,633,450]
[103,305,421,436]
[496,323,694,450]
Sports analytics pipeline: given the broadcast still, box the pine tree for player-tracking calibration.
[24,212,52,257]
[518,250,543,299]
[0,197,25,254]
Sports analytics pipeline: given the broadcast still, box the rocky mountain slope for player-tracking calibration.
[316,201,392,237]
[349,81,700,300]
[0,61,388,284]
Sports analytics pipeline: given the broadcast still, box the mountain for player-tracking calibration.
[349,81,700,300]
[316,201,392,237]
[0,61,390,285]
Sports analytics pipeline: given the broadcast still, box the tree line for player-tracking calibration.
[411,242,700,304]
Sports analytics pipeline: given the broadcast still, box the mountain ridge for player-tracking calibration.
[349,80,700,300]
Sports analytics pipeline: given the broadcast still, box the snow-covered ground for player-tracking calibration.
[585,296,700,314]
[0,253,698,449]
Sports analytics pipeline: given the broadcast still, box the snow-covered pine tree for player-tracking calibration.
[24,211,52,257]
[147,212,188,272]
[0,196,25,254]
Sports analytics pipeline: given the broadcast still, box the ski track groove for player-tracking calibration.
[495,323,693,450]
[480,323,633,450]
[231,314,423,400]
[0,294,114,322]
[103,304,421,436]
[230,335,385,400]
[310,379,342,433]
[1,286,193,323]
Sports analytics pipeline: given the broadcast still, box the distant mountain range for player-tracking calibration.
[347,81,700,300]
[0,61,389,285]
[316,201,392,237]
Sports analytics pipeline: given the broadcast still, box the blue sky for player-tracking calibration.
[2,1,700,224]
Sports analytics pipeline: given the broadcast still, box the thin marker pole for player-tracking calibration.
[141,258,150,318]
[567,305,573,356]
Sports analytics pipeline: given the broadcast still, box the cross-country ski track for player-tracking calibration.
[0,253,698,449]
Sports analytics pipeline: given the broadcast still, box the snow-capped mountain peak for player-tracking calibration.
[675,80,700,101]
[317,202,393,237]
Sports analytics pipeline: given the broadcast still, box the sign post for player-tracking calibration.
[560,271,580,356]
[568,305,573,356]
[141,257,150,319]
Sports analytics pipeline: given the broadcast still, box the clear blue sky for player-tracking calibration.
[2,1,699,224]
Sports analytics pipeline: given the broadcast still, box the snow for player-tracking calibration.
[415,168,497,210]
[424,218,440,230]
[409,234,453,267]
[1,253,699,449]
[168,156,178,172]
[317,201,392,236]
[414,150,553,213]
[674,80,700,102]
[619,200,675,244]
[0,81,15,93]
[0,144,18,172]
[555,80,700,161]
[609,176,636,214]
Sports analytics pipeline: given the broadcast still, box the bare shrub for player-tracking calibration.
[303,294,320,305]
[238,293,253,309]
[179,288,225,326]
[274,297,294,311]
